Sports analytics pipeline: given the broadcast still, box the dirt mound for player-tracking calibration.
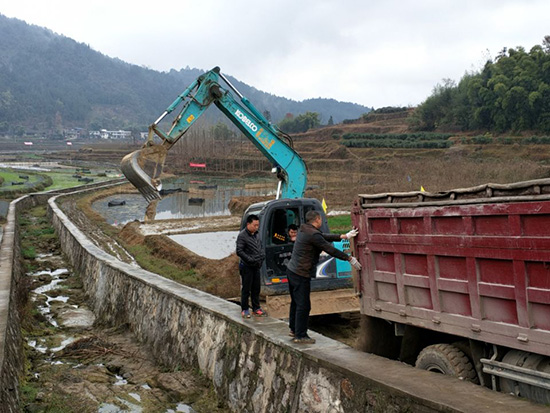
[228,196,272,215]
[119,221,145,245]
[144,235,241,298]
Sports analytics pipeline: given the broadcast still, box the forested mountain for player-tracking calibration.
[413,36,550,133]
[0,14,369,136]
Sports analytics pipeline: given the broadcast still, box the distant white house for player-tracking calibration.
[89,129,132,140]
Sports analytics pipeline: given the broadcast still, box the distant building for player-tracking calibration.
[64,127,87,140]
[88,129,132,140]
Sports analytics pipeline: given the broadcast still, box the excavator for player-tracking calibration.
[121,67,357,317]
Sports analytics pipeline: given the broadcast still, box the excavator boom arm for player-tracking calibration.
[121,67,307,201]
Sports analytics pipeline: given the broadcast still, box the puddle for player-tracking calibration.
[168,231,238,259]
[0,200,9,218]
[59,307,95,328]
[30,267,76,327]
[167,403,196,413]
[114,375,128,386]
[28,339,48,354]
[50,336,76,352]
[99,397,142,413]
[31,267,69,278]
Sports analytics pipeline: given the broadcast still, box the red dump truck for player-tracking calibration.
[351,179,550,404]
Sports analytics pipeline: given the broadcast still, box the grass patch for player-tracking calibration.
[21,247,36,259]
[27,227,55,237]
[19,205,58,261]
[328,214,351,233]
[128,244,199,285]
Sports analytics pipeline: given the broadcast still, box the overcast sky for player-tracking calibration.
[3,0,550,108]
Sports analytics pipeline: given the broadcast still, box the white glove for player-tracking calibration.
[345,228,359,239]
[349,256,362,270]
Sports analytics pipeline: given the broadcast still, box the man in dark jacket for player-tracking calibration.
[236,214,266,318]
[287,210,362,344]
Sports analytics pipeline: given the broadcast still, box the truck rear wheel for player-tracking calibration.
[500,350,550,404]
[415,343,479,383]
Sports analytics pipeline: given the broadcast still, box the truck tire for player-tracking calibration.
[415,343,479,383]
[500,350,550,404]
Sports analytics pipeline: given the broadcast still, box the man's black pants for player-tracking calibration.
[240,265,261,311]
[288,270,311,339]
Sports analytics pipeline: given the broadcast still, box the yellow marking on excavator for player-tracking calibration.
[257,130,275,149]
[186,114,195,123]
[259,136,275,149]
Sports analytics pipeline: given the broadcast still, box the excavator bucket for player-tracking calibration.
[120,144,168,202]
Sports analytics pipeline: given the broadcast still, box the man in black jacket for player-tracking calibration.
[236,214,266,318]
[287,210,362,344]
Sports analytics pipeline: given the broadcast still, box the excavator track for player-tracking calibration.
[121,144,168,203]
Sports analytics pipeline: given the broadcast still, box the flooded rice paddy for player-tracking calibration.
[93,177,274,225]
[167,231,239,259]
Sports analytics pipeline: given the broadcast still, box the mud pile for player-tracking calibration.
[227,195,271,215]
[119,222,241,298]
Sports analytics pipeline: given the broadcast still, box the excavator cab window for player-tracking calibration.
[264,207,300,282]
[268,208,300,245]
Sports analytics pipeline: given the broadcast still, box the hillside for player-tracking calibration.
[42,108,550,210]
[0,14,369,135]
[296,110,550,208]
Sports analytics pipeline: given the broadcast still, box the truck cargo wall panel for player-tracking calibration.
[353,198,550,357]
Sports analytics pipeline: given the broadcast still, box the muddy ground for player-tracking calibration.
[19,205,229,412]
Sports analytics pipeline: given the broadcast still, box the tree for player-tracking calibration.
[414,37,550,133]
[278,112,321,133]
[211,122,236,140]
[327,115,334,126]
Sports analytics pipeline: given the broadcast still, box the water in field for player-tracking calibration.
[167,231,239,259]
[92,177,274,225]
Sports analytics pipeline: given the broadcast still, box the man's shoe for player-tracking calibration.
[253,308,267,317]
[241,309,251,318]
[293,336,316,344]
[289,330,295,337]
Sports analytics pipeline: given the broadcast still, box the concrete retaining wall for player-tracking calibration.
[1,183,547,412]
[0,199,24,412]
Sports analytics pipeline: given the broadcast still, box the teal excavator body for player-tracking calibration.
[120,67,353,296]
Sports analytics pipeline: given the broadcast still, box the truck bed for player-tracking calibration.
[351,179,550,356]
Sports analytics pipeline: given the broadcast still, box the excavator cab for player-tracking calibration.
[241,198,353,296]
